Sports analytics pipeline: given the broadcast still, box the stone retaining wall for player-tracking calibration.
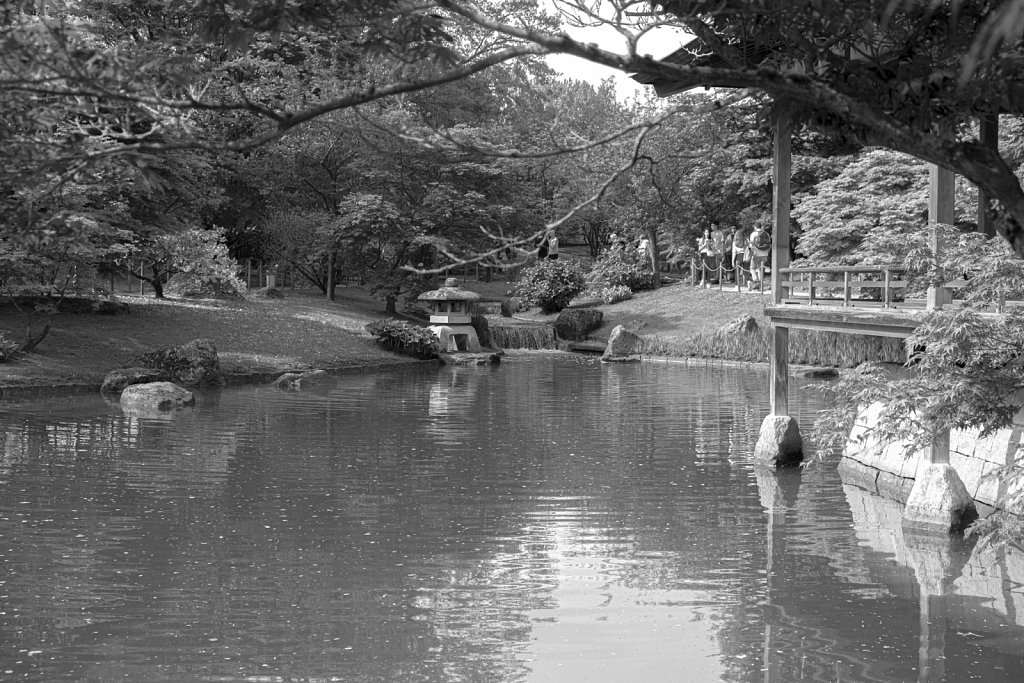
[841,402,1024,511]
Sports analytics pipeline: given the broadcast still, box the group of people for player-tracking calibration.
[696,223,771,290]
[536,232,560,260]
[608,232,652,265]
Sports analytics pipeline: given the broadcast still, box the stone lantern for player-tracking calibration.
[418,277,483,352]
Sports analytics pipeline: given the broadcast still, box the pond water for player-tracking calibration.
[1,355,1023,682]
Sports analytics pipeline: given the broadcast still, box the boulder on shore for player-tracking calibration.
[719,313,759,335]
[602,325,643,362]
[120,381,195,413]
[100,367,168,394]
[554,308,603,341]
[135,339,224,388]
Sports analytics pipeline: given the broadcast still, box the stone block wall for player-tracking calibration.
[841,402,1024,511]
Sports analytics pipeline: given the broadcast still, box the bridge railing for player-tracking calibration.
[778,265,915,309]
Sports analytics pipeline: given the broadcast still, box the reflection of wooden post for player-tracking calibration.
[918,595,948,683]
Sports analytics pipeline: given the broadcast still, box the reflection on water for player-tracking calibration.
[1,354,1023,682]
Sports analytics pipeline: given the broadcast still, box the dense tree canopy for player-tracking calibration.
[6,0,1024,290]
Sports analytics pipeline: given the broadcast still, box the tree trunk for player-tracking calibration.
[151,278,164,299]
[385,295,397,315]
[326,251,336,301]
[18,319,51,353]
[646,227,660,289]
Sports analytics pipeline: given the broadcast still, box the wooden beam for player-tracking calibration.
[764,304,927,338]
[771,104,793,305]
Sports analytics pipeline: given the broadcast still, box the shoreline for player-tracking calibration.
[0,350,843,402]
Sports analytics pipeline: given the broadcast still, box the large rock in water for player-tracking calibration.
[120,381,195,413]
[602,325,643,362]
[135,339,224,387]
[754,415,803,467]
[273,369,334,391]
[554,308,603,341]
[471,313,491,348]
[100,367,168,394]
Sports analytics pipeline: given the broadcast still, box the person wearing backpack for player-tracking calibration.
[749,223,771,290]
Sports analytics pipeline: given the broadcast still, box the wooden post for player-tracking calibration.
[843,272,851,306]
[771,103,793,305]
[767,102,793,420]
[883,269,892,308]
[929,164,955,226]
[808,271,816,305]
[928,165,955,464]
[770,325,789,416]
[927,164,955,310]
[978,113,998,238]
[930,429,950,465]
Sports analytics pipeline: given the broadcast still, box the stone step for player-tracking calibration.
[567,340,606,353]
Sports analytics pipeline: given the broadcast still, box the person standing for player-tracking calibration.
[637,235,651,269]
[711,226,727,284]
[536,232,549,260]
[697,227,715,288]
[731,226,750,290]
[748,222,772,290]
[547,233,559,260]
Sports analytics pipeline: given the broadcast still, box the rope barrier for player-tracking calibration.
[691,258,766,293]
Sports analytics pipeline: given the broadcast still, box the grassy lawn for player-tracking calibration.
[0,272,772,391]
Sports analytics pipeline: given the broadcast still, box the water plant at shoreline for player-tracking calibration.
[365,319,440,359]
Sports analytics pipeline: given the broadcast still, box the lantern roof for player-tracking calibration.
[418,277,483,302]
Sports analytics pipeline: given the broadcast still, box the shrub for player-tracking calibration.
[599,285,633,304]
[161,228,246,298]
[499,298,520,317]
[586,250,655,293]
[0,331,19,362]
[365,319,440,359]
[509,260,585,314]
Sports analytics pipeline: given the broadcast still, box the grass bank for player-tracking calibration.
[0,278,903,395]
